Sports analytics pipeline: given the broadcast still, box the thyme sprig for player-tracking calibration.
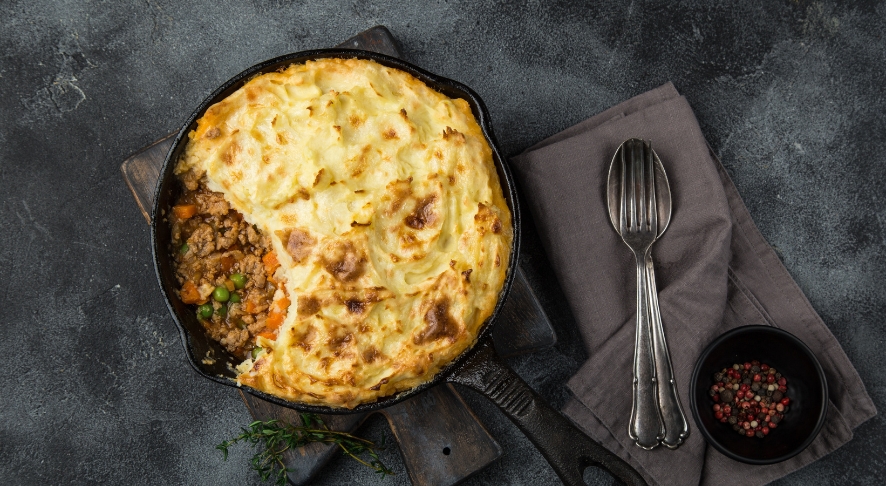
[217,413,394,485]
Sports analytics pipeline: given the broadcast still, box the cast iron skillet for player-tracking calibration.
[151,48,646,486]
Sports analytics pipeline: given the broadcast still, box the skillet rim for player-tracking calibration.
[150,48,521,414]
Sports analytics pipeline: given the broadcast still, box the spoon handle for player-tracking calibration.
[646,255,689,448]
[629,253,664,449]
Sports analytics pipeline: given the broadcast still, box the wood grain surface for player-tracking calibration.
[120,25,554,486]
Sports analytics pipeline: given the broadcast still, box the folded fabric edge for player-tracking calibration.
[518,82,680,154]
[708,145,878,427]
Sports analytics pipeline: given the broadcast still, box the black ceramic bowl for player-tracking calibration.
[690,325,828,464]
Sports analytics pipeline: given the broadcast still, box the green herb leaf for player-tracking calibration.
[217,414,394,485]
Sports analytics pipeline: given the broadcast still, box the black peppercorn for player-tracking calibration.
[728,416,738,425]
[751,383,760,392]
[772,390,783,401]
[720,389,734,402]
[756,431,764,438]
[751,365,761,373]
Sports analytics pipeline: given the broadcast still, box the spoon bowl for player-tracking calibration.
[607,140,672,237]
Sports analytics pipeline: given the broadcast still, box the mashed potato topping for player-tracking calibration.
[175,58,511,408]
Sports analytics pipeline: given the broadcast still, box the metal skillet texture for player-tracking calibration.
[151,48,646,486]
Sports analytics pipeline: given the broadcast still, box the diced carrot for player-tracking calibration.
[257,330,277,341]
[180,281,204,304]
[262,251,280,275]
[265,311,285,330]
[244,300,258,313]
[220,255,235,273]
[172,204,197,220]
[273,297,291,312]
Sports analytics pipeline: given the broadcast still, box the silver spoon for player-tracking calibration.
[606,138,689,449]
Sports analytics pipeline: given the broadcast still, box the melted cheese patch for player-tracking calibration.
[176,58,511,408]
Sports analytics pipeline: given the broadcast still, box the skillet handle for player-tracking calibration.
[450,337,647,486]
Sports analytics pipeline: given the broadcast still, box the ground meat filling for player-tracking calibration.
[169,177,283,359]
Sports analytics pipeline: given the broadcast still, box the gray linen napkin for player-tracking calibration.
[510,83,876,486]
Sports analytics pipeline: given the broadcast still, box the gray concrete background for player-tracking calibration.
[1,1,884,484]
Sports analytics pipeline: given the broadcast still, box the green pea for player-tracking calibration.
[180,243,189,254]
[198,304,213,319]
[216,305,227,317]
[230,273,247,289]
[252,347,262,359]
[229,292,241,304]
[212,286,230,302]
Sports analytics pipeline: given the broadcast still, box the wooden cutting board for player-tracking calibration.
[122,25,556,486]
